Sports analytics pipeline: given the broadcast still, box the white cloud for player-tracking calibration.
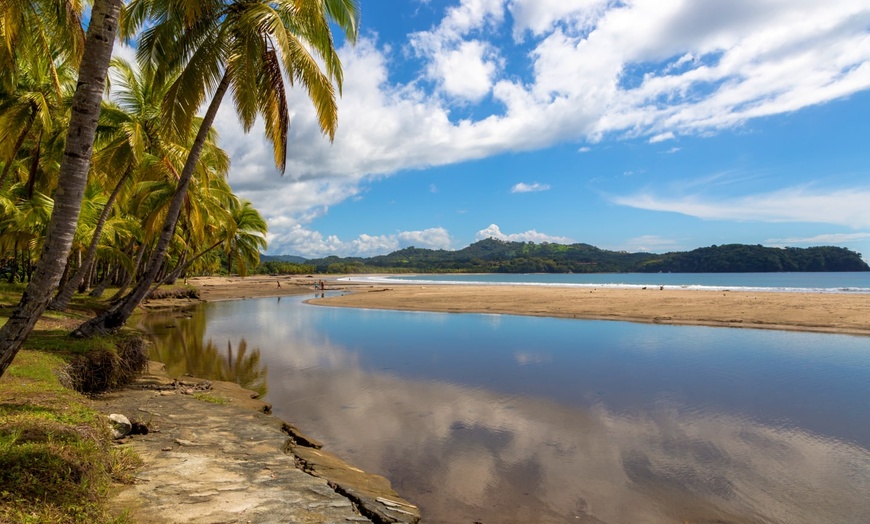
[475,223,572,243]
[426,40,499,101]
[414,0,505,43]
[266,226,452,258]
[612,235,684,254]
[578,146,592,153]
[612,187,870,229]
[649,132,675,143]
[211,0,870,253]
[110,43,139,68]
[509,0,610,40]
[511,182,551,193]
[398,227,453,249]
[766,233,870,246]
[277,1,870,181]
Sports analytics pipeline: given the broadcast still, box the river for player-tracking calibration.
[143,291,870,523]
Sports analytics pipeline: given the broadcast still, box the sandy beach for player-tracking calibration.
[184,275,326,301]
[182,275,870,336]
[313,283,870,336]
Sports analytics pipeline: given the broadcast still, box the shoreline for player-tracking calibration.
[178,275,870,336]
[112,276,423,522]
[311,284,870,336]
[99,362,420,523]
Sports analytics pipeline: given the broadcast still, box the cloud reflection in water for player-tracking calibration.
[146,297,870,524]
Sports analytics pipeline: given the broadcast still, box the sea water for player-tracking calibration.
[343,271,870,293]
[144,293,870,523]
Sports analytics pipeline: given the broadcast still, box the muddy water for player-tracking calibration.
[144,295,870,523]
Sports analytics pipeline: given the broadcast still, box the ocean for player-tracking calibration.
[342,271,870,293]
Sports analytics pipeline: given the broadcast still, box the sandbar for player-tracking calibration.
[311,282,870,336]
[182,275,870,336]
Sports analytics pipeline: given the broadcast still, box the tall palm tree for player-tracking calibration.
[0,0,121,378]
[49,57,189,310]
[74,0,359,337]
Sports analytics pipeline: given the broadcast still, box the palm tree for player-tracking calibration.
[0,0,121,378]
[151,194,267,288]
[73,0,359,337]
[0,39,77,191]
[49,57,190,310]
[0,0,84,93]
[225,198,268,277]
[0,184,54,283]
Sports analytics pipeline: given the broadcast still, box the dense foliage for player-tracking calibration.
[302,239,869,274]
[253,260,316,275]
[635,244,869,273]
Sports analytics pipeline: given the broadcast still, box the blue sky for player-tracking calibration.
[141,0,870,259]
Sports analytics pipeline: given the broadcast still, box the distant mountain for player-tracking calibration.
[260,254,307,264]
[302,239,869,274]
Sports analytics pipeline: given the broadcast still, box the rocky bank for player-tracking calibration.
[96,362,420,524]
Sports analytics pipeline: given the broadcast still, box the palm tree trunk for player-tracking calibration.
[0,0,121,378]
[88,271,113,298]
[49,167,132,310]
[109,240,145,301]
[73,71,231,337]
[8,241,18,284]
[149,239,222,293]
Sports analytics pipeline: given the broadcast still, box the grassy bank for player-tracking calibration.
[0,284,147,523]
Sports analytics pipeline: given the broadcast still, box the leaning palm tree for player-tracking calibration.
[0,38,78,192]
[0,0,121,378]
[49,57,192,310]
[73,0,359,337]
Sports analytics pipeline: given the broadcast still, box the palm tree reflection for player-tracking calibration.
[141,308,267,396]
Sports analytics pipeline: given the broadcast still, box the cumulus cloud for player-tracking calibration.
[511,182,551,193]
[209,0,870,256]
[475,223,572,243]
[426,40,500,101]
[610,235,683,254]
[267,226,452,258]
[279,0,869,180]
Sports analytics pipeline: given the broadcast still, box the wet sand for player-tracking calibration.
[185,275,323,301]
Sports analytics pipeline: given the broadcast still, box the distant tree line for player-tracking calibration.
[251,261,316,275]
[285,239,869,274]
[636,244,868,273]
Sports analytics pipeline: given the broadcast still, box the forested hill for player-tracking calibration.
[299,239,869,274]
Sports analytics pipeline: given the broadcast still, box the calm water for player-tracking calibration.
[346,271,870,293]
[143,294,870,524]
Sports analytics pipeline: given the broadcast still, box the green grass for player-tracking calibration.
[0,284,143,523]
[193,392,229,405]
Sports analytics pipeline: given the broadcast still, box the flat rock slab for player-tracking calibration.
[95,364,419,524]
